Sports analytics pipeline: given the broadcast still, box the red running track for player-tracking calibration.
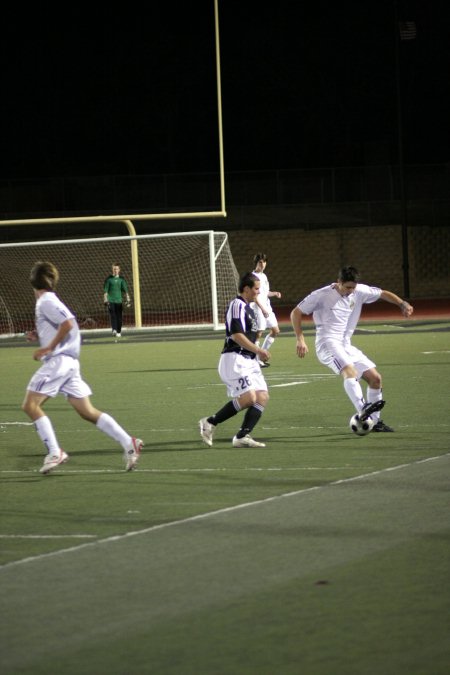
[276,297,450,324]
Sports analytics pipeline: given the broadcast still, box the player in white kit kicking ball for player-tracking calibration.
[22,261,143,474]
[290,265,414,431]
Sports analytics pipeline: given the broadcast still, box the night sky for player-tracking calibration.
[2,0,448,181]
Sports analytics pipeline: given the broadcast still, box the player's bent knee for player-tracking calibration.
[237,391,256,408]
[257,391,270,406]
[363,369,382,388]
[248,392,258,406]
[21,398,39,417]
[370,374,382,388]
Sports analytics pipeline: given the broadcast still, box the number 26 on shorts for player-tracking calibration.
[238,376,251,390]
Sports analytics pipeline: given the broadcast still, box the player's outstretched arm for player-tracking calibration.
[380,290,414,317]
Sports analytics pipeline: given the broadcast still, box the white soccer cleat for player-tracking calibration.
[232,434,266,448]
[40,449,69,475]
[199,418,215,447]
[125,437,143,471]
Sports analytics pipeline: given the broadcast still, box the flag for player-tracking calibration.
[399,21,417,40]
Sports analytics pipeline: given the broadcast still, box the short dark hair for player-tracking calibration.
[239,272,259,293]
[338,266,360,283]
[30,261,59,290]
[253,252,267,266]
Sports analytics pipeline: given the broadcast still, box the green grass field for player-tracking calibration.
[1,320,449,675]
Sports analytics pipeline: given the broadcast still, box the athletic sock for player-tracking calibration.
[343,377,365,413]
[366,386,383,422]
[236,403,264,439]
[96,412,131,450]
[34,415,60,455]
[261,335,275,351]
[209,399,241,426]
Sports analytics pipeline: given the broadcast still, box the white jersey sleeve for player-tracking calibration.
[297,285,331,316]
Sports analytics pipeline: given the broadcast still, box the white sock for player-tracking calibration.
[96,413,131,450]
[261,335,275,351]
[343,378,365,413]
[34,416,60,455]
[366,387,383,422]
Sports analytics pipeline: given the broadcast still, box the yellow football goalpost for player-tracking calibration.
[0,1,227,331]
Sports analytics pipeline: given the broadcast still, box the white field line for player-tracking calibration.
[0,422,34,426]
[270,381,309,387]
[0,466,362,475]
[0,534,97,539]
[1,452,448,571]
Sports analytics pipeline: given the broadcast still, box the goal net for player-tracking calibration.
[0,231,239,337]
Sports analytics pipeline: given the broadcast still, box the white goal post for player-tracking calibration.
[0,230,239,337]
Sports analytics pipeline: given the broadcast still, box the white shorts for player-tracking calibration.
[316,339,376,378]
[218,352,268,398]
[254,306,278,331]
[27,354,92,399]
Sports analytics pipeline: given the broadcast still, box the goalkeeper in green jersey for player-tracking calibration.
[103,263,131,338]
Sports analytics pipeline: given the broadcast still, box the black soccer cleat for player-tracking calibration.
[359,399,385,422]
[372,420,394,432]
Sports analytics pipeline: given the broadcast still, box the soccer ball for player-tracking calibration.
[349,413,374,436]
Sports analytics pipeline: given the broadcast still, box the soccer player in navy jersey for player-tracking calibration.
[199,272,271,448]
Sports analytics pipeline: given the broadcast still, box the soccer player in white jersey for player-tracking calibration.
[290,266,414,432]
[199,272,271,448]
[251,253,282,368]
[22,261,143,474]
